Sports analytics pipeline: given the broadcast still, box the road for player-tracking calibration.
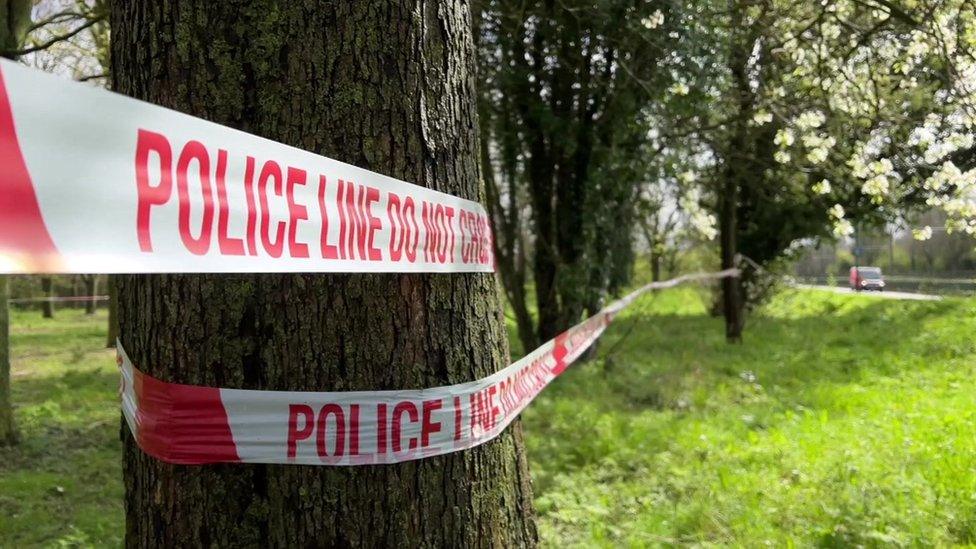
[796,284,943,301]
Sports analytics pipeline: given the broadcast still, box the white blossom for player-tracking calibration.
[833,219,854,237]
[795,110,826,129]
[679,189,718,240]
[806,147,829,164]
[677,170,697,184]
[861,175,890,202]
[822,23,841,41]
[690,211,718,240]
[669,82,690,96]
[774,128,795,147]
[752,111,773,125]
[812,179,832,194]
[912,226,933,241]
[641,9,664,30]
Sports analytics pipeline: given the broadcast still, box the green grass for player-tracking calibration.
[3,290,976,546]
[522,287,976,547]
[0,309,122,547]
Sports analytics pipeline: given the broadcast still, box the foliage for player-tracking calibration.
[476,0,677,347]
[625,0,976,338]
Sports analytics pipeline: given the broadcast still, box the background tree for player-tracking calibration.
[105,275,117,347]
[113,1,536,546]
[1,0,110,445]
[0,0,34,447]
[635,162,716,282]
[0,272,9,446]
[476,0,674,349]
[40,276,53,318]
[644,0,971,341]
[80,274,98,315]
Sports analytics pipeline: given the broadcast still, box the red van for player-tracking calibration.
[849,266,885,291]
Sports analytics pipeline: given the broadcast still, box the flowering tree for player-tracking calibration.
[642,0,974,340]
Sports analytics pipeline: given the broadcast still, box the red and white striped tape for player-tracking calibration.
[118,270,737,465]
[7,295,109,304]
[2,60,738,465]
[0,60,493,274]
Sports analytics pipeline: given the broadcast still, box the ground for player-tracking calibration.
[0,308,120,547]
[522,287,976,546]
[2,288,975,546]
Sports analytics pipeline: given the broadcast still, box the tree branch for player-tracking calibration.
[77,71,109,82]
[3,17,101,57]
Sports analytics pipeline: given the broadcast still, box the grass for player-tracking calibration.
[2,289,976,546]
[0,308,121,547]
[522,287,976,546]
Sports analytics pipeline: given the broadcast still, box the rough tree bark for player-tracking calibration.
[113,2,537,547]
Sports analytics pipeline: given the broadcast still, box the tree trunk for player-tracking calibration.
[1,0,32,448]
[105,275,118,348]
[719,5,754,344]
[0,0,31,56]
[85,275,98,315]
[478,98,537,354]
[73,276,83,309]
[112,2,537,547]
[719,181,744,343]
[509,279,538,353]
[0,275,14,445]
[650,250,661,282]
[40,277,53,319]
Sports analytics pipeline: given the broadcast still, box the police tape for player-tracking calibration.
[7,295,109,304]
[0,60,493,274]
[1,59,737,465]
[118,269,738,466]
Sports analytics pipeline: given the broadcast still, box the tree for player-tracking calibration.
[0,274,10,446]
[113,1,537,546]
[477,0,673,349]
[81,274,97,315]
[0,0,31,56]
[636,164,714,283]
[645,0,972,341]
[40,276,53,318]
[0,0,32,447]
[105,274,117,348]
